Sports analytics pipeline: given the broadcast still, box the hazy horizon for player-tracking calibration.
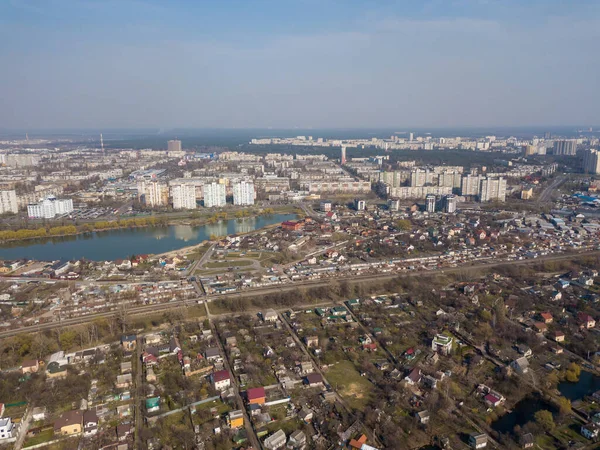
[1,0,599,130]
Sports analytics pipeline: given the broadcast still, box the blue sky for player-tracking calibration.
[0,0,598,129]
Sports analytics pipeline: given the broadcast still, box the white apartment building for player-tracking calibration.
[27,196,74,219]
[171,184,197,209]
[232,181,255,206]
[583,149,600,174]
[0,190,18,214]
[479,177,507,202]
[203,182,226,207]
[137,181,168,207]
[461,175,483,196]
[389,186,452,199]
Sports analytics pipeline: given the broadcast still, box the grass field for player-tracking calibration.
[205,259,254,268]
[326,360,374,410]
[23,428,54,447]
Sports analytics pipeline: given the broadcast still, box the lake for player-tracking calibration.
[558,370,600,401]
[491,394,555,435]
[0,214,297,262]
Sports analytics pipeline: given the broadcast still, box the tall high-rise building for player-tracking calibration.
[203,182,226,207]
[425,194,436,213]
[171,184,197,209]
[0,190,18,214]
[553,139,577,156]
[27,196,73,218]
[354,199,366,211]
[524,145,537,156]
[340,146,347,165]
[479,177,506,202]
[444,195,457,213]
[232,181,255,205]
[409,132,414,141]
[461,175,482,196]
[583,149,600,174]
[168,140,182,153]
[138,181,168,207]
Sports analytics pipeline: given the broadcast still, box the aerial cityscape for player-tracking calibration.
[1,1,600,450]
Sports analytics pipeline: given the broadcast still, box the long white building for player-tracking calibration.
[137,181,168,207]
[232,181,255,206]
[27,196,74,219]
[171,184,197,209]
[479,177,507,202]
[203,182,226,207]
[0,190,18,214]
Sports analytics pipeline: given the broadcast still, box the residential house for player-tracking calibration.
[145,333,162,345]
[511,357,530,375]
[205,347,221,361]
[0,417,15,441]
[578,313,596,329]
[468,433,488,449]
[520,433,534,448]
[263,309,278,322]
[551,331,565,342]
[54,410,83,436]
[532,322,547,333]
[431,334,453,355]
[121,335,136,351]
[117,423,132,441]
[211,370,231,391]
[120,361,132,374]
[484,393,505,408]
[228,410,244,428]
[349,434,368,449]
[516,345,532,357]
[288,429,307,449]
[31,406,47,422]
[116,374,132,389]
[416,410,430,425]
[581,423,599,440]
[146,397,160,414]
[21,359,39,374]
[83,410,98,436]
[538,312,553,324]
[304,336,319,348]
[264,429,287,450]
[304,373,324,388]
[247,387,266,405]
[404,368,422,385]
[298,407,314,423]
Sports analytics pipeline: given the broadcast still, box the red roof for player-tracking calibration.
[540,312,553,320]
[212,370,230,383]
[578,312,594,322]
[246,387,265,401]
[484,393,501,404]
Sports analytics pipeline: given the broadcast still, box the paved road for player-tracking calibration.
[538,174,567,204]
[13,406,33,450]
[134,336,143,450]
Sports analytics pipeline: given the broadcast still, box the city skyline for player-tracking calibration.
[1,0,599,129]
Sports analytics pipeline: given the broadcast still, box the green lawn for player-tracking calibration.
[205,259,253,268]
[326,360,375,410]
[23,428,54,447]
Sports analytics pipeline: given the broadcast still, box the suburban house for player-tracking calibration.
[520,433,534,448]
[484,392,505,408]
[21,359,39,374]
[404,368,422,385]
[551,331,565,342]
[511,357,530,375]
[288,429,307,449]
[416,410,430,425]
[578,313,596,329]
[538,312,553,323]
[83,410,98,436]
[263,429,286,450]
[116,374,133,389]
[227,410,244,428]
[581,423,599,440]
[298,407,314,423]
[211,370,231,391]
[0,417,15,441]
[121,335,136,351]
[54,410,83,436]
[305,373,325,388]
[305,336,319,348]
[204,347,221,361]
[469,432,488,449]
[31,406,47,422]
[263,309,278,322]
[431,334,453,355]
[146,397,160,414]
[247,387,266,405]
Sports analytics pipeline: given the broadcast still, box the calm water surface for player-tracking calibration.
[0,214,296,261]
